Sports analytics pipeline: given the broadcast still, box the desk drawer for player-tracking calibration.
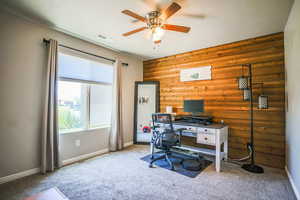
[185,126,197,132]
[197,133,215,145]
[197,127,216,134]
[174,125,197,133]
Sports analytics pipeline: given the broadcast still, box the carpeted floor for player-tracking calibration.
[0,145,296,200]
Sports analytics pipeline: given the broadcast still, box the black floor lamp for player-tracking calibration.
[238,64,267,174]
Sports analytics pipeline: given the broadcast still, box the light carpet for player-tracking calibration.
[0,145,296,200]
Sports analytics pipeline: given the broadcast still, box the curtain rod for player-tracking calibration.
[43,39,116,63]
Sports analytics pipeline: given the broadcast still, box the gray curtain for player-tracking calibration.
[41,39,61,174]
[109,60,124,151]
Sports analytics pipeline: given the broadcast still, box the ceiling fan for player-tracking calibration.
[121,2,191,44]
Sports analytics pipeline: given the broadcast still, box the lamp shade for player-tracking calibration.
[238,77,248,89]
[243,89,251,101]
[258,95,268,109]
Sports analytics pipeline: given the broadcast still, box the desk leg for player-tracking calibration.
[224,139,228,161]
[150,142,154,159]
[216,133,221,172]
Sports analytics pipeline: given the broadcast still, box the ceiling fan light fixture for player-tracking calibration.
[146,11,162,29]
[152,27,165,42]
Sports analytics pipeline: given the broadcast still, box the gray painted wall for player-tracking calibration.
[0,10,143,178]
[284,0,300,196]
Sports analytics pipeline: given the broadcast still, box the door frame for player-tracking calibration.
[133,81,160,144]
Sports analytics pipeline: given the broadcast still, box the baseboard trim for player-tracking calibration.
[0,168,40,185]
[0,143,134,185]
[124,141,134,148]
[62,148,109,166]
[285,166,300,200]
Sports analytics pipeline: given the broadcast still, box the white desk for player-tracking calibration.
[150,122,228,172]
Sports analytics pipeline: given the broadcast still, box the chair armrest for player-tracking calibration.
[176,128,187,132]
[175,128,186,146]
[151,125,160,129]
[176,128,187,136]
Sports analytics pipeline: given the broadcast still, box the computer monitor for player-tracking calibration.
[184,100,204,115]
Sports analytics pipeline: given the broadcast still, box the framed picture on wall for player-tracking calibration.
[180,66,211,82]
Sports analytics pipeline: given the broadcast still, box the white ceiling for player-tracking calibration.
[0,0,294,60]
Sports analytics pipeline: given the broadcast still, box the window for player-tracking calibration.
[89,84,112,128]
[57,81,87,133]
[57,51,113,134]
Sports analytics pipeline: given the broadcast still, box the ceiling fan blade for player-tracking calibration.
[162,24,190,33]
[161,2,181,20]
[122,10,146,22]
[122,27,147,36]
[131,19,141,24]
[181,13,205,19]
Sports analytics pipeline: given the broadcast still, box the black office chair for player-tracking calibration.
[150,113,185,170]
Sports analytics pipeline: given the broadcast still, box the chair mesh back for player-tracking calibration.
[152,113,174,132]
[152,113,179,149]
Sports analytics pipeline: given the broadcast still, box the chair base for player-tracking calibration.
[182,159,202,171]
[149,152,183,170]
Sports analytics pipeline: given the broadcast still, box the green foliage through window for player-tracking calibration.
[58,106,83,132]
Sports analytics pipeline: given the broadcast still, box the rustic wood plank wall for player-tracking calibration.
[143,32,285,168]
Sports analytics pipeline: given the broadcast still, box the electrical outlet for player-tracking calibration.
[75,139,80,147]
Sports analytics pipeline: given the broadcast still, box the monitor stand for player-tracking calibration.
[175,113,213,124]
[191,112,209,117]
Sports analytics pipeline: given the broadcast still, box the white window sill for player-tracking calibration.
[59,125,111,135]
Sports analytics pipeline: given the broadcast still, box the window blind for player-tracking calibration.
[58,50,113,84]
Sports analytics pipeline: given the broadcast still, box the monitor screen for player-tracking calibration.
[184,100,204,113]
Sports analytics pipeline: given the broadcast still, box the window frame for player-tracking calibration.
[57,77,112,135]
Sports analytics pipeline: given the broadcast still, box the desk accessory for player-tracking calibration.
[166,106,173,113]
